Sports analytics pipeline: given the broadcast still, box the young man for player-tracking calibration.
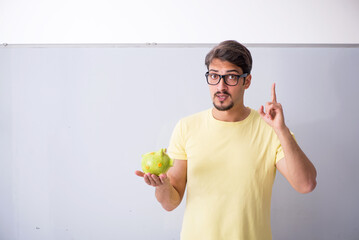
[135,40,317,240]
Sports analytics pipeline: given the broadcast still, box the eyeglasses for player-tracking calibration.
[205,72,248,86]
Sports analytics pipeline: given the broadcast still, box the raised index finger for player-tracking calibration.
[271,83,277,103]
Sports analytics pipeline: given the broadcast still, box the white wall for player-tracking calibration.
[1,0,359,44]
[1,46,359,240]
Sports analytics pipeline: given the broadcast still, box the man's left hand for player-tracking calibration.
[258,83,287,132]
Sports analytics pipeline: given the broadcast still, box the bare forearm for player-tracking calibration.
[276,126,317,193]
[155,183,182,211]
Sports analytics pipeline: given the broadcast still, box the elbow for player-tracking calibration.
[162,204,177,212]
[161,200,180,212]
[164,207,175,212]
[297,179,317,194]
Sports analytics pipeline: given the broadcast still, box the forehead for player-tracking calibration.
[208,58,243,73]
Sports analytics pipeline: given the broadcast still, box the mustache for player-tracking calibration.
[214,91,231,97]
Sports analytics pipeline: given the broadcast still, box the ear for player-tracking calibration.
[244,74,252,89]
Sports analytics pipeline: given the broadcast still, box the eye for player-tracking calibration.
[209,74,219,80]
[227,74,237,80]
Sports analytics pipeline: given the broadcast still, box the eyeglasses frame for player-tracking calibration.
[205,72,249,86]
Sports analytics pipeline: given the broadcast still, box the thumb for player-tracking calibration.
[135,170,145,177]
[258,105,266,118]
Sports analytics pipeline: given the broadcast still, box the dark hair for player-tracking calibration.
[205,40,252,74]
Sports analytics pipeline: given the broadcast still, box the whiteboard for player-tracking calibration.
[1,0,359,44]
[0,45,359,240]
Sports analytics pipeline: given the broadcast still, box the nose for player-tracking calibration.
[216,77,228,92]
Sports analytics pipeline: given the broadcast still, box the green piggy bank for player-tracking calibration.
[141,148,174,176]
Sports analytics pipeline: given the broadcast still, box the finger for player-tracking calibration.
[151,174,162,185]
[272,102,282,110]
[265,102,273,115]
[159,173,168,184]
[143,174,152,185]
[135,170,145,177]
[258,105,266,118]
[147,174,157,186]
[271,83,277,103]
[265,102,275,120]
[267,102,282,113]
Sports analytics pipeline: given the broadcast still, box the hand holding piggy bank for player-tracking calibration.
[141,148,173,176]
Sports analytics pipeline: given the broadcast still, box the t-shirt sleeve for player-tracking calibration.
[167,120,188,160]
[275,131,296,164]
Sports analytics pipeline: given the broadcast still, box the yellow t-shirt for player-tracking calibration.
[167,108,286,240]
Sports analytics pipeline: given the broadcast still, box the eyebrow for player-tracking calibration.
[209,69,241,74]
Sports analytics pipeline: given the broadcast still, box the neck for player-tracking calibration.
[212,104,250,122]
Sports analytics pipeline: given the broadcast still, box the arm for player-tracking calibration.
[274,127,317,193]
[135,159,187,211]
[259,83,317,194]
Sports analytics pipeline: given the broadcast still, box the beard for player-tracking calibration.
[213,91,234,111]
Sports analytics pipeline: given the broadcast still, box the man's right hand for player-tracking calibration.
[135,170,170,188]
[135,160,187,211]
